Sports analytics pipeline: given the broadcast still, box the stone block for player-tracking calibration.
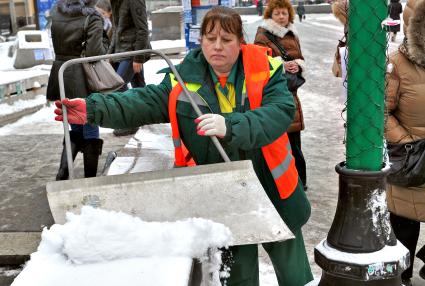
[13,30,54,69]
[151,6,184,41]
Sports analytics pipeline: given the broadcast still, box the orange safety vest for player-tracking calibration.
[168,44,299,199]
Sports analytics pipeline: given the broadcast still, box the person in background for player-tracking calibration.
[95,0,113,40]
[46,0,109,180]
[331,0,348,78]
[257,0,264,16]
[388,0,403,42]
[385,0,425,285]
[109,0,151,137]
[296,1,305,22]
[54,6,313,286]
[254,0,308,191]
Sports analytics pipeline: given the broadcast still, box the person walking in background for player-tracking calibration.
[388,0,403,42]
[256,0,264,16]
[95,0,113,40]
[296,1,305,22]
[46,0,109,180]
[330,0,348,105]
[385,0,425,285]
[254,0,308,191]
[54,6,313,286]
[109,0,151,136]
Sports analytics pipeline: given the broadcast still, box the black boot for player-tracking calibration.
[82,138,103,178]
[56,131,83,181]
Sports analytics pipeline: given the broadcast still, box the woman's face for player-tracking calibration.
[201,22,241,75]
[271,8,290,27]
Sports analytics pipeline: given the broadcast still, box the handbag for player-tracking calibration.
[387,139,425,187]
[81,16,124,93]
[262,31,305,92]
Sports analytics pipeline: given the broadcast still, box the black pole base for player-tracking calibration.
[327,162,395,252]
[313,162,409,285]
[318,271,401,286]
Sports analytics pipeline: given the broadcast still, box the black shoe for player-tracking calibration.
[402,278,412,286]
[82,138,103,178]
[420,265,425,280]
[56,131,83,181]
[113,128,138,137]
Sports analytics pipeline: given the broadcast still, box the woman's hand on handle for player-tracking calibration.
[195,114,227,138]
[54,98,87,125]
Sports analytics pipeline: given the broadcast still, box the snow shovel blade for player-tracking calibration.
[46,160,294,245]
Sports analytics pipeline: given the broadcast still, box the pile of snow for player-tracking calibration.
[13,207,233,286]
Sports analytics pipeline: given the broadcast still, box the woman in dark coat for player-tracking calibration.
[388,0,403,42]
[46,0,109,180]
[108,0,151,136]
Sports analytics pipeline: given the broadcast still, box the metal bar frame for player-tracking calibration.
[58,49,230,179]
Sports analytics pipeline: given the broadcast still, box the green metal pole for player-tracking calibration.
[346,0,387,171]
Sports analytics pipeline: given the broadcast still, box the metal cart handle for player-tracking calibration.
[58,49,231,179]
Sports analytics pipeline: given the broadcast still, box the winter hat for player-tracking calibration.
[332,0,348,26]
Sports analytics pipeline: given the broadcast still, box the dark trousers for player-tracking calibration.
[288,131,307,187]
[113,59,146,91]
[298,14,303,22]
[390,213,425,279]
[221,229,313,286]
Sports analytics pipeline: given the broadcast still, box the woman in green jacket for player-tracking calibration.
[55,6,313,286]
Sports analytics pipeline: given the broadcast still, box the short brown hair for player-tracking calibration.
[264,0,295,24]
[201,6,244,41]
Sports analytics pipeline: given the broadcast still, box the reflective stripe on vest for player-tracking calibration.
[241,44,298,199]
[168,75,200,167]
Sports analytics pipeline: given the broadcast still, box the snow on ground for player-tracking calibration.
[241,14,263,24]
[151,39,185,50]
[0,57,181,136]
[0,95,45,116]
[12,207,232,286]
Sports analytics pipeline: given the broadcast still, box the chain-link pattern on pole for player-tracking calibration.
[346,0,387,171]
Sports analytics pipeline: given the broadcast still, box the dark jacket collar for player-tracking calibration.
[56,0,98,16]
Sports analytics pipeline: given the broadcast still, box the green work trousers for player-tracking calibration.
[221,229,313,286]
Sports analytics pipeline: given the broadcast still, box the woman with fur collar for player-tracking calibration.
[385,0,425,285]
[254,0,308,190]
[46,0,109,181]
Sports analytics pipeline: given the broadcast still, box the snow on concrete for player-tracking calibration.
[0,55,180,136]
[151,39,185,50]
[316,239,408,266]
[12,207,233,286]
[126,124,173,150]
[241,14,263,24]
[0,95,46,116]
[0,67,50,85]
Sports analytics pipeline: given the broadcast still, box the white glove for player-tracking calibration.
[195,114,227,138]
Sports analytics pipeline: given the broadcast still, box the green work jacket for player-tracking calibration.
[86,48,311,233]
